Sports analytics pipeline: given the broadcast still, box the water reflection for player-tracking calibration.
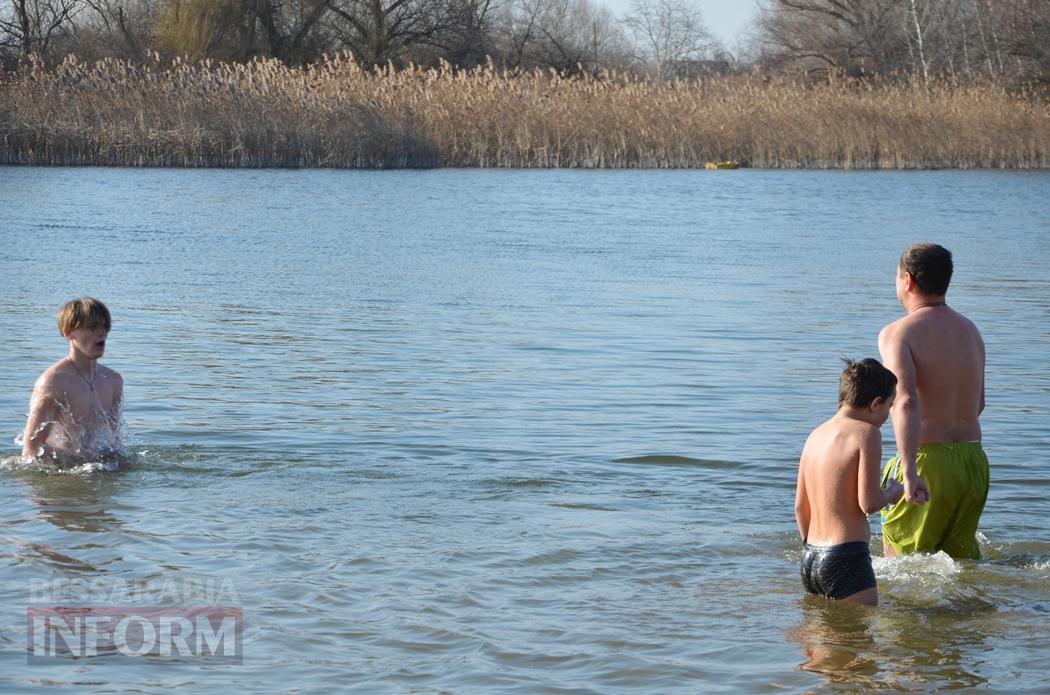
[870,599,992,691]
[5,463,128,577]
[19,467,125,535]
[787,572,996,690]
[787,600,879,687]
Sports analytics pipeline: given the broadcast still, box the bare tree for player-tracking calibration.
[754,0,909,76]
[900,0,983,80]
[622,0,715,79]
[493,0,542,68]
[995,0,1050,82]
[428,0,498,67]
[79,0,158,61]
[752,0,1050,83]
[579,0,631,71]
[1,0,84,61]
[245,0,331,63]
[907,0,929,84]
[327,0,462,66]
[485,0,629,71]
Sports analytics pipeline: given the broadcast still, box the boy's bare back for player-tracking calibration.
[797,414,886,546]
[795,358,902,605]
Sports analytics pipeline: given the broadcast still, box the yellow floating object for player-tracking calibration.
[705,161,740,170]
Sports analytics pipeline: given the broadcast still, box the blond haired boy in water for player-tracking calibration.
[21,298,124,465]
[795,358,904,606]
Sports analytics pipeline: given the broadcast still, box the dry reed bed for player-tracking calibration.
[1,55,1048,168]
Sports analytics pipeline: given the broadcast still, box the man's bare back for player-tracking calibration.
[878,246,986,505]
[880,304,985,444]
[877,244,990,559]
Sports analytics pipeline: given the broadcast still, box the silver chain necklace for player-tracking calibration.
[68,357,97,391]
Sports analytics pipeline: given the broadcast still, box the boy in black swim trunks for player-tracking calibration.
[794,359,905,606]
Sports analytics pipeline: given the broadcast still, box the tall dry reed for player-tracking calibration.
[1,54,1048,168]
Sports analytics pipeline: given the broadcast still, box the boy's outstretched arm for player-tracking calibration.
[858,428,904,514]
[22,380,59,460]
[794,456,810,542]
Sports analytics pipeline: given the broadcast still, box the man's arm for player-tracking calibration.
[879,324,929,505]
[978,332,986,415]
[22,379,59,460]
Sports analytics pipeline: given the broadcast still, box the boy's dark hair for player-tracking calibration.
[899,243,953,296]
[57,297,111,336]
[839,358,897,408]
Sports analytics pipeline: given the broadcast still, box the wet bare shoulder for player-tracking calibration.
[35,360,74,392]
[799,420,832,466]
[854,420,881,445]
[835,416,875,444]
[799,428,818,460]
[97,364,123,383]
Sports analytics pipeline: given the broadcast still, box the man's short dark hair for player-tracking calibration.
[839,358,897,408]
[900,243,953,296]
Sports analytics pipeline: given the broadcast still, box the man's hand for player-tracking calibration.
[902,470,930,505]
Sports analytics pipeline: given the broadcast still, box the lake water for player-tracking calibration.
[1,167,1049,693]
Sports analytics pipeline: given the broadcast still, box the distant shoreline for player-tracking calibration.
[3,57,1048,170]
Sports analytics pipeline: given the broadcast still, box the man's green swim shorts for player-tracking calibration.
[881,442,989,560]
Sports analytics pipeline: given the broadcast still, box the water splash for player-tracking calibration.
[12,391,128,469]
[0,453,123,475]
[873,552,971,608]
[872,552,1004,614]
[873,551,961,583]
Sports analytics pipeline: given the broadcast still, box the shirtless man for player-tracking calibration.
[878,243,989,559]
[795,358,904,605]
[21,298,124,465]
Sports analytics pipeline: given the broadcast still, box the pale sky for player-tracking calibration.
[603,0,762,48]
[694,0,761,46]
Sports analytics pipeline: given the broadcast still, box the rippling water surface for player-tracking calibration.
[1,168,1049,693]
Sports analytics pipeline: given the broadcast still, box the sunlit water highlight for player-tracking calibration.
[1,168,1049,692]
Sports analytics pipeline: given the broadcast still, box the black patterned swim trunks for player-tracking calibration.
[800,541,877,600]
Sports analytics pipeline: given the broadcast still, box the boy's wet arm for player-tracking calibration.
[22,386,59,456]
[857,430,886,514]
[794,454,811,541]
[110,371,124,415]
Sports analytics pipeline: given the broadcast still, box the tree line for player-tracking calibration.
[753,0,1050,85]
[1,0,1049,85]
[0,0,725,76]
